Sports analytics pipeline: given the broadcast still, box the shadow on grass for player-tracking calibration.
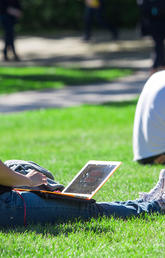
[0,218,114,237]
[102,99,138,107]
[0,213,163,236]
[0,67,132,94]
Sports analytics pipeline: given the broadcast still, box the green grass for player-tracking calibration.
[0,66,131,94]
[0,103,164,257]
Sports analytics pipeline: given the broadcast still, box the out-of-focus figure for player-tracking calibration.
[0,0,22,61]
[137,0,165,73]
[84,0,118,41]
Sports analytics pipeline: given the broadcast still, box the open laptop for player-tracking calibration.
[15,160,121,200]
[57,160,121,200]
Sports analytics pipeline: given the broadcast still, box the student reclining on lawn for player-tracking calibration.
[133,70,165,164]
[0,160,164,227]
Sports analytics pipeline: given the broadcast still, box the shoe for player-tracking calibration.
[139,169,165,201]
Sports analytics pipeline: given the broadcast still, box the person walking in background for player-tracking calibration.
[137,0,165,74]
[0,0,22,61]
[84,0,118,41]
[133,70,165,165]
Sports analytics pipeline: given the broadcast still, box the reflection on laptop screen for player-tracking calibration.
[63,163,116,195]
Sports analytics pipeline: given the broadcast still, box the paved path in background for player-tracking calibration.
[0,31,153,113]
[0,71,148,113]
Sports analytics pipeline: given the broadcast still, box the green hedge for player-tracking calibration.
[19,0,139,31]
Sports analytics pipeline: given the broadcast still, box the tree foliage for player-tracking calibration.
[20,0,139,31]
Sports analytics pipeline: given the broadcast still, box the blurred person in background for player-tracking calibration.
[84,0,118,41]
[0,0,22,61]
[137,0,165,74]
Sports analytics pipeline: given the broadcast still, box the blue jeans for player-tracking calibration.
[0,191,161,227]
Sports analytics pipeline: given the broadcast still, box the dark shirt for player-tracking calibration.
[137,0,165,37]
[0,0,21,15]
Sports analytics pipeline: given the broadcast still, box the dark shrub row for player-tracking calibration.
[20,0,139,31]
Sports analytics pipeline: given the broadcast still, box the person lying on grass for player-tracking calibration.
[0,160,164,227]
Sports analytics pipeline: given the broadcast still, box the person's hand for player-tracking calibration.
[26,170,47,187]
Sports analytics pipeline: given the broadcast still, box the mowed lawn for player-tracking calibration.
[0,66,131,94]
[0,104,164,257]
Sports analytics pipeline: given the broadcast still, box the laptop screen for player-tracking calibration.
[63,161,121,197]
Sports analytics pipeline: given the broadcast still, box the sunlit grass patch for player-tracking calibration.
[0,66,132,94]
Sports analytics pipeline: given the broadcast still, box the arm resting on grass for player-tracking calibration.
[0,160,47,187]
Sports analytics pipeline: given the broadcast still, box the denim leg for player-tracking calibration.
[0,192,162,227]
[97,199,161,219]
[0,191,100,227]
[21,192,100,225]
[0,191,25,227]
